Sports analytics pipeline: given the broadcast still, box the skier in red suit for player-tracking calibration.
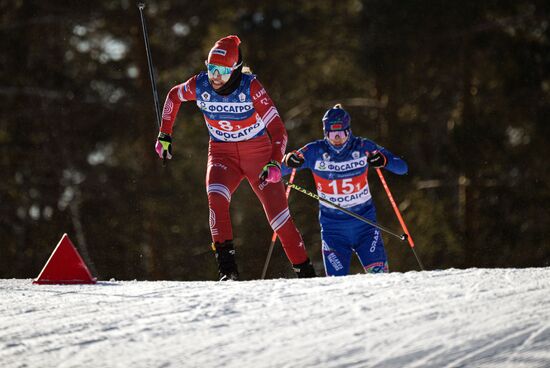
[155,35,316,280]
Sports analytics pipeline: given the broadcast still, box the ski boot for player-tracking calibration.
[212,240,239,281]
[292,258,317,278]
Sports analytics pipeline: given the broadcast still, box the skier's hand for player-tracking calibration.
[367,150,387,168]
[283,151,305,168]
[259,161,282,183]
[155,132,173,160]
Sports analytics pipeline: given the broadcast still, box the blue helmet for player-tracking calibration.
[322,104,351,133]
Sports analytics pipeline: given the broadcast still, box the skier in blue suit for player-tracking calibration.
[282,104,408,276]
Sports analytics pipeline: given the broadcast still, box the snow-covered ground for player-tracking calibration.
[1,268,550,368]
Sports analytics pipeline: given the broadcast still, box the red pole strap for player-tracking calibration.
[375,168,416,249]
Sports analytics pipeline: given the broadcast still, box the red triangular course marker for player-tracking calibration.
[33,233,97,284]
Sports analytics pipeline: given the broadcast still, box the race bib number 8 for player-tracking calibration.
[218,121,233,131]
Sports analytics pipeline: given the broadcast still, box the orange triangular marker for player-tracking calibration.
[33,234,97,284]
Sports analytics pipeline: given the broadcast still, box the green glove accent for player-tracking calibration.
[155,132,173,159]
[259,160,282,182]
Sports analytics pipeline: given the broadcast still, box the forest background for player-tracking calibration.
[1,1,549,280]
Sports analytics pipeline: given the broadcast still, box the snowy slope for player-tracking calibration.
[1,268,550,368]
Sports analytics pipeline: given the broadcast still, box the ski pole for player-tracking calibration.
[261,169,296,279]
[375,168,424,270]
[137,2,167,165]
[281,178,407,242]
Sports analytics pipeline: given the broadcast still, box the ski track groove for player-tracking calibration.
[440,325,542,368]
[503,325,550,367]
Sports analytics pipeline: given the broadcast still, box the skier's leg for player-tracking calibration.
[321,229,353,276]
[206,153,243,280]
[241,138,312,271]
[251,180,310,265]
[205,156,243,244]
[355,226,389,273]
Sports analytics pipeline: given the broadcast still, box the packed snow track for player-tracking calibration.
[1,268,550,367]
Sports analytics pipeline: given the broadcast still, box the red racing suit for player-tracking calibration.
[160,72,308,265]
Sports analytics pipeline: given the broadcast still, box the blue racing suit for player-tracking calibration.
[282,134,407,276]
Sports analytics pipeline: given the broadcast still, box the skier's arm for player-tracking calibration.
[281,152,302,176]
[159,76,197,135]
[281,144,312,176]
[371,147,408,175]
[251,78,287,163]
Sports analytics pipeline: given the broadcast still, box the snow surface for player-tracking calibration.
[1,268,550,368]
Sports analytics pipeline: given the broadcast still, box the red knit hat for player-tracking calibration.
[207,35,241,68]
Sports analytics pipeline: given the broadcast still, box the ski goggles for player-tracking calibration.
[205,62,241,82]
[326,129,350,144]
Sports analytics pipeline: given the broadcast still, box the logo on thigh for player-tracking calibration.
[209,162,228,171]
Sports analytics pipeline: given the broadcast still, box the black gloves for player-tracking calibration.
[367,150,387,168]
[283,151,305,168]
